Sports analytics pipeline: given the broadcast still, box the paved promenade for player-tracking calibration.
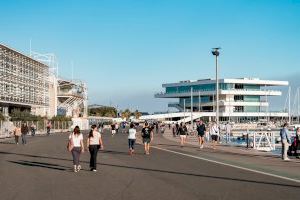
[0,131,299,200]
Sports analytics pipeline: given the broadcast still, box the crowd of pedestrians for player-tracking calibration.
[65,121,156,173]
[10,118,300,174]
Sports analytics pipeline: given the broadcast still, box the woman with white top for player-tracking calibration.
[69,126,84,172]
[87,124,104,172]
[210,121,219,150]
[128,123,137,155]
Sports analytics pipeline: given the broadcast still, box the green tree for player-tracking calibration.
[121,109,131,120]
[10,110,44,122]
[89,106,117,117]
[0,112,5,121]
[134,110,142,119]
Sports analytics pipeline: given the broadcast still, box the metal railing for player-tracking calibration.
[0,120,72,139]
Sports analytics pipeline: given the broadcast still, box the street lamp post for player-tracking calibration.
[184,99,186,123]
[212,48,220,128]
[191,87,193,129]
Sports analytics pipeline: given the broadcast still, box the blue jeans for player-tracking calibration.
[21,134,27,144]
[71,147,82,165]
[128,139,136,150]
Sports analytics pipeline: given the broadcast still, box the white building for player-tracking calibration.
[148,78,289,122]
[0,43,88,119]
[0,44,49,117]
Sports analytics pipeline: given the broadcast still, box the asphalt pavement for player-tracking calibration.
[0,131,299,200]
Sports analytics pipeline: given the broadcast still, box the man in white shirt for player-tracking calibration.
[210,121,219,150]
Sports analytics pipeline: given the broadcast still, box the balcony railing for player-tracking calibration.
[156,89,281,96]
[57,91,84,98]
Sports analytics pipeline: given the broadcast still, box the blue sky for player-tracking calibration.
[1,0,300,112]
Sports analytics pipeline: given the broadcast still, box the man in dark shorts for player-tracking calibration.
[141,122,153,155]
[111,123,116,136]
[196,120,206,149]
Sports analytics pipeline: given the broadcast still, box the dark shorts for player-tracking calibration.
[198,133,205,137]
[211,135,218,141]
[143,138,151,144]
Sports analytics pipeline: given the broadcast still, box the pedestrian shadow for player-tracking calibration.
[101,150,143,156]
[0,141,16,145]
[99,162,300,189]
[2,151,300,188]
[154,142,285,160]
[155,143,199,150]
[9,160,69,171]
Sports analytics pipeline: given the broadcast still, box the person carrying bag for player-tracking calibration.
[68,126,84,172]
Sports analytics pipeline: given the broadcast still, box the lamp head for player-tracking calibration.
[211,47,221,56]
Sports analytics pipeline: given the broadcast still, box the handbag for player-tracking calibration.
[67,135,74,152]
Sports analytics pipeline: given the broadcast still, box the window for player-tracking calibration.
[234,95,244,101]
[235,84,244,89]
[234,106,244,112]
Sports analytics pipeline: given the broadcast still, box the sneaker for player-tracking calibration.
[92,169,97,172]
[283,158,290,161]
[200,145,204,149]
[77,165,81,171]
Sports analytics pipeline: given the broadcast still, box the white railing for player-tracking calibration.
[156,88,282,96]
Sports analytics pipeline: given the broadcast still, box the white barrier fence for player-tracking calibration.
[0,121,73,139]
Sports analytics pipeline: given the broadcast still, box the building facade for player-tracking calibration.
[155,78,289,122]
[57,78,88,118]
[0,44,88,118]
[0,44,49,116]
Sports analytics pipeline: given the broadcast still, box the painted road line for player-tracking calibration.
[152,146,300,184]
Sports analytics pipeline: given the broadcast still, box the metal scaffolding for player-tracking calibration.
[57,78,88,117]
[0,44,49,114]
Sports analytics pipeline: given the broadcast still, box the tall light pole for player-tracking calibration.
[184,99,186,123]
[191,87,193,129]
[212,48,220,128]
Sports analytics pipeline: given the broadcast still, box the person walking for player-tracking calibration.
[30,123,36,136]
[175,123,179,136]
[111,123,116,136]
[179,123,188,147]
[87,125,103,172]
[21,123,28,145]
[13,124,21,145]
[294,127,300,159]
[210,121,219,150]
[196,120,206,149]
[280,123,291,161]
[141,122,153,155]
[128,123,137,155]
[69,126,84,172]
[46,121,51,136]
[155,122,159,134]
[225,122,232,143]
[172,123,176,137]
[115,123,119,134]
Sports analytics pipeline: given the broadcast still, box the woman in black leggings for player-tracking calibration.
[87,125,104,172]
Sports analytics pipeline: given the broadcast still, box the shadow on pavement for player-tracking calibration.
[154,142,287,160]
[2,151,300,188]
[9,160,68,171]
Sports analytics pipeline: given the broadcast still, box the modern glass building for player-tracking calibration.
[155,78,289,122]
